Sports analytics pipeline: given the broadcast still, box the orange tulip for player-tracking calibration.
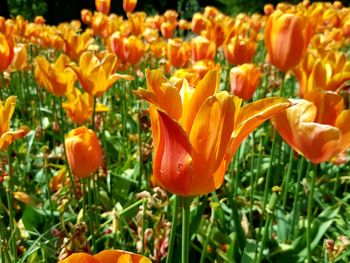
[69,51,132,97]
[294,49,350,97]
[191,36,216,62]
[34,16,45,25]
[123,0,137,13]
[0,96,29,151]
[63,88,109,124]
[149,39,166,59]
[0,32,14,72]
[81,9,92,25]
[11,43,28,71]
[95,0,111,15]
[135,69,291,196]
[65,126,103,179]
[90,12,111,39]
[163,10,178,24]
[160,21,176,39]
[264,4,274,16]
[230,63,261,101]
[59,250,151,263]
[191,13,207,34]
[224,35,256,65]
[166,38,191,68]
[128,12,146,37]
[271,90,350,164]
[34,54,75,96]
[108,32,145,65]
[61,30,94,61]
[265,11,312,72]
[202,18,225,47]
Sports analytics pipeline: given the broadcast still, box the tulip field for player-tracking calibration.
[1,0,350,262]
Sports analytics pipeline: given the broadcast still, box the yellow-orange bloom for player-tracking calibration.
[230,63,261,101]
[224,36,256,65]
[34,54,75,96]
[166,38,191,68]
[11,43,28,71]
[160,21,176,39]
[294,49,350,97]
[65,126,103,179]
[191,36,216,62]
[95,0,111,15]
[34,16,45,25]
[61,30,94,61]
[0,32,14,72]
[123,0,137,13]
[265,11,312,72]
[264,4,274,16]
[135,69,291,196]
[191,13,207,34]
[69,51,132,97]
[128,12,146,37]
[59,250,151,263]
[271,90,350,164]
[63,88,109,124]
[81,9,93,25]
[0,96,29,151]
[108,32,145,65]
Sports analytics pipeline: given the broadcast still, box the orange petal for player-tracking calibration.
[152,109,194,196]
[189,91,236,195]
[181,70,220,133]
[59,253,101,263]
[335,109,350,154]
[94,249,151,263]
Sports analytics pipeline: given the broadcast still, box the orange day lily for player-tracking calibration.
[271,90,350,164]
[265,10,312,72]
[65,126,103,179]
[34,54,75,96]
[69,51,132,97]
[63,88,109,125]
[135,69,291,196]
[0,96,29,151]
[123,0,137,13]
[59,250,151,263]
[230,63,261,101]
[0,32,14,72]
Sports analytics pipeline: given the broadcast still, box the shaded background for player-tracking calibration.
[1,0,349,24]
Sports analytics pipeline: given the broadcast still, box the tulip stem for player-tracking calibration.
[307,163,317,263]
[59,97,78,200]
[166,195,180,263]
[282,148,294,210]
[5,146,17,262]
[182,197,191,263]
[87,178,96,253]
[291,157,306,237]
[91,96,97,130]
[199,204,215,263]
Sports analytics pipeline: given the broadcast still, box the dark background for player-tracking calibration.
[1,0,349,24]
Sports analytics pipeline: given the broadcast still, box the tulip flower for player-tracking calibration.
[0,96,29,151]
[0,32,14,72]
[191,36,216,62]
[166,38,191,68]
[271,90,350,164]
[95,0,111,15]
[11,43,28,71]
[135,69,291,196]
[294,49,350,97]
[230,63,261,101]
[224,35,256,65]
[265,11,312,72]
[61,30,94,61]
[81,9,93,25]
[108,32,145,65]
[63,88,109,124]
[59,250,151,263]
[128,12,146,37]
[160,21,176,39]
[69,51,132,97]
[65,126,103,179]
[202,18,225,47]
[191,13,207,34]
[34,54,75,96]
[34,16,45,25]
[123,0,137,13]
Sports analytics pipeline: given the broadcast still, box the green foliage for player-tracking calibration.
[8,0,47,20]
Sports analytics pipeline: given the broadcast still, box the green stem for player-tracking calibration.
[5,147,17,262]
[333,168,340,195]
[307,163,317,263]
[257,192,279,263]
[141,198,147,254]
[181,197,191,263]
[91,96,97,131]
[87,178,96,253]
[291,157,306,237]
[166,196,180,263]
[199,205,215,263]
[59,97,78,200]
[282,148,294,210]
